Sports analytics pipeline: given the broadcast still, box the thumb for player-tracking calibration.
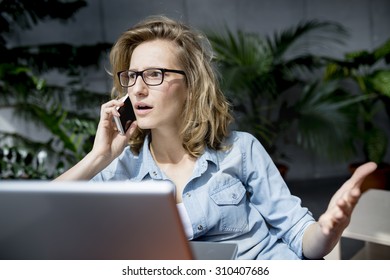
[349,162,377,186]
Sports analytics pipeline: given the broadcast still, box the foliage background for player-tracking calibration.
[0,0,111,178]
[1,0,389,179]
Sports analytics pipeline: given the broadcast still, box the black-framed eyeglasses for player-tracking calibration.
[117,68,186,87]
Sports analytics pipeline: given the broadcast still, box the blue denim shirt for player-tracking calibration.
[91,131,315,259]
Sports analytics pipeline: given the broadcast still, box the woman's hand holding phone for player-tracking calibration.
[92,97,137,162]
[54,97,137,181]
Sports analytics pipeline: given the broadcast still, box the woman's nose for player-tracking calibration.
[131,76,148,96]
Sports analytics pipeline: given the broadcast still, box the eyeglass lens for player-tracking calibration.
[120,69,163,87]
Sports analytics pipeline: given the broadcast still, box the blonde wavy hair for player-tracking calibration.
[109,15,233,157]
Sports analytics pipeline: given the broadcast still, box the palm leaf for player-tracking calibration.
[266,20,348,61]
[292,81,368,160]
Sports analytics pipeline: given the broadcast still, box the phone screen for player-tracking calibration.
[114,96,136,134]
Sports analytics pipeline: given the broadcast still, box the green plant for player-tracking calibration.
[0,0,111,178]
[324,38,390,164]
[0,145,49,179]
[207,20,362,164]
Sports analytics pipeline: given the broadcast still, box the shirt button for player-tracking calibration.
[186,193,191,198]
[197,225,203,231]
[152,171,157,176]
[232,193,237,199]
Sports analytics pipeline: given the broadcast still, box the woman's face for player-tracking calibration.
[127,39,187,132]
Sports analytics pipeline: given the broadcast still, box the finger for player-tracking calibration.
[348,187,361,203]
[348,162,377,188]
[320,210,348,236]
[333,208,346,223]
[342,186,360,204]
[101,99,124,110]
[336,197,353,216]
[126,121,138,137]
[102,106,120,118]
[319,214,334,235]
[100,101,123,119]
[337,188,361,215]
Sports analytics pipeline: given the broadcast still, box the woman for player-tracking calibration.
[56,15,377,260]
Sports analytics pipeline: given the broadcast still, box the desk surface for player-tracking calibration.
[343,189,390,246]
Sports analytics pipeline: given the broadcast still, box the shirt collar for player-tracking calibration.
[136,134,220,179]
[202,146,219,168]
[136,134,163,180]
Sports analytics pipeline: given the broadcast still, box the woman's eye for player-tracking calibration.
[148,70,162,78]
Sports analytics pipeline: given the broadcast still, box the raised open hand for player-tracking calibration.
[318,162,377,236]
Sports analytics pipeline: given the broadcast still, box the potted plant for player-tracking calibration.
[0,0,111,178]
[324,38,390,191]
[207,20,362,176]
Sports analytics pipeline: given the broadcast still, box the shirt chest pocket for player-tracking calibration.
[210,180,248,233]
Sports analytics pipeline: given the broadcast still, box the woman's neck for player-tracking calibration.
[149,129,189,164]
[149,129,196,204]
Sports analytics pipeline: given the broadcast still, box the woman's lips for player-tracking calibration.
[134,102,153,116]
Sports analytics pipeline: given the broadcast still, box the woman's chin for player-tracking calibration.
[136,122,153,130]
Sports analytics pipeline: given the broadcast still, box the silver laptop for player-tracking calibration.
[0,180,237,260]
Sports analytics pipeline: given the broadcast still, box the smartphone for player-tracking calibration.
[113,96,136,135]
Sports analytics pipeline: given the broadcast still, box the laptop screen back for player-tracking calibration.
[0,180,193,260]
